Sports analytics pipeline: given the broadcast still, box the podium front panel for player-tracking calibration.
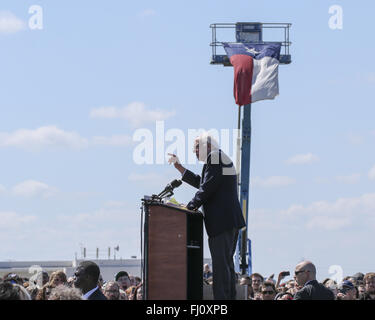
[147,204,187,300]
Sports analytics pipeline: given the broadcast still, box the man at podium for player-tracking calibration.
[168,132,245,300]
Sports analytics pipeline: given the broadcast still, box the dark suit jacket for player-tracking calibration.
[182,149,246,237]
[87,288,107,300]
[293,280,335,300]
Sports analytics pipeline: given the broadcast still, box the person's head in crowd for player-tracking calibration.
[73,261,101,295]
[364,272,375,297]
[49,271,67,288]
[0,282,21,300]
[260,280,277,300]
[294,261,316,287]
[48,285,83,300]
[35,283,55,300]
[2,273,23,286]
[352,272,365,283]
[250,273,264,293]
[134,276,142,286]
[358,281,366,297]
[115,271,131,291]
[103,281,120,300]
[322,279,338,297]
[336,280,356,300]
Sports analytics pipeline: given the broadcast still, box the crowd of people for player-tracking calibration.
[1,259,374,300]
[204,261,375,300]
[0,261,143,300]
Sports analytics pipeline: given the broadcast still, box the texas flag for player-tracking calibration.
[223,42,281,105]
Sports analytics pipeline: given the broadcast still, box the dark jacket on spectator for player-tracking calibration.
[88,288,107,300]
[293,280,335,300]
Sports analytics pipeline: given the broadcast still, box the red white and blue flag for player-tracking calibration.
[223,42,281,105]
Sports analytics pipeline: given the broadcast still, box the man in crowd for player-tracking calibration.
[115,271,131,291]
[168,132,245,300]
[73,261,107,300]
[250,273,264,298]
[336,280,357,300]
[293,260,334,300]
[260,281,277,300]
[360,272,375,300]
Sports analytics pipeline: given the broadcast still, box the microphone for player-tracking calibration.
[157,179,182,198]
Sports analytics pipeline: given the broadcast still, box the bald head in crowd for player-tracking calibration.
[294,261,317,287]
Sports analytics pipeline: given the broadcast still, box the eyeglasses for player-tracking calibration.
[294,270,307,276]
[262,291,275,295]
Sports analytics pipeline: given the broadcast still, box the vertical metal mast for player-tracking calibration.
[239,103,251,275]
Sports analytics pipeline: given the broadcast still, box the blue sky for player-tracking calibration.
[1,0,375,281]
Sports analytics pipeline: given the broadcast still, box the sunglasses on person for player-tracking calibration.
[294,270,308,276]
[262,290,275,295]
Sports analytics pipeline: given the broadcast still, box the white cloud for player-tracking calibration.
[286,153,319,165]
[0,11,25,34]
[369,165,375,180]
[281,192,375,230]
[90,102,175,127]
[0,126,89,151]
[92,134,133,146]
[0,184,6,194]
[252,176,296,188]
[306,216,351,231]
[12,180,58,198]
[0,211,37,228]
[335,174,361,184]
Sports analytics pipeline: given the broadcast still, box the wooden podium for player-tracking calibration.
[142,201,203,300]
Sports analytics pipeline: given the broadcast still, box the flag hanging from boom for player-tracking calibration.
[223,42,281,105]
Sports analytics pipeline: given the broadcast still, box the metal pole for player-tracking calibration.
[236,105,242,194]
[240,103,251,275]
[234,105,242,273]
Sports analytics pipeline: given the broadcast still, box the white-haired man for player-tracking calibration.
[168,132,245,300]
